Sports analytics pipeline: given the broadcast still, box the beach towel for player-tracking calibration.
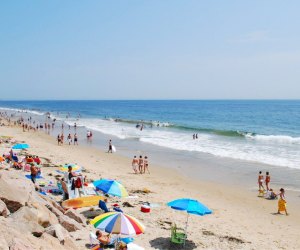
[25,174,43,180]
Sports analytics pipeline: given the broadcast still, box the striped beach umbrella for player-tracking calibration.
[93,179,128,197]
[58,163,82,173]
[90,212,145,236]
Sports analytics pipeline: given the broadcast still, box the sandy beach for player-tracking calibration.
[1,123,300,250]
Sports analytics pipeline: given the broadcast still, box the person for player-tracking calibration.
[265,171,270,191]
[144,156,150,174]
[68,166,77,181]
[74,133,78,145]
[95,230,111,246]
[138,155,143,174]
[30,164,38,184]
[60,133,64,145]
[67,134,72,145]
[258,171,264,191]
[108,139,112,153]
[277,188,288,215]
[60,178,69,200]
[131,156,138,174]
[266,188,277,200]
[117,242,128,250]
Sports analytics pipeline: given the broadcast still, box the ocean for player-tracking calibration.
[0,100,300,189]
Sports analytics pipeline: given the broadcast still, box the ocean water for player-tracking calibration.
[1,100,300,170]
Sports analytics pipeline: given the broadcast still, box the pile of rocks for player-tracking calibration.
[0,171,93,250]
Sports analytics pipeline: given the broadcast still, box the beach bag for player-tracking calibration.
[75,177,82,188]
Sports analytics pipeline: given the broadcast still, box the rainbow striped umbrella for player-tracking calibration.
[58,163,82,173]
[93,179,128,197]
[90,212,145,236]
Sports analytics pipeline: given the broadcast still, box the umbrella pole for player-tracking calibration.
[184,213,189,247]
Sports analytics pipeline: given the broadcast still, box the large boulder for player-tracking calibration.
[0,172,34,213]
[58,214,82,232]
[45,224,69,243]
[10,206,44,234]
[0,199,10,217]
[29,202,59,228]
[0,237,9,250]
[64,208,86,224]
[8,238,34,250]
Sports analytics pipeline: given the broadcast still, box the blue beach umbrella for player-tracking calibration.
[167,198,212,245]
[93,179,128,197]
[167,198,212,216]
[12,143,29,150]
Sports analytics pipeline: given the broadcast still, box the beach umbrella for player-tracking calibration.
[167,198,212,245]
[90,211,145,236]
[12,143,29,150]
[58,163,82,173]
[93,179,128,197]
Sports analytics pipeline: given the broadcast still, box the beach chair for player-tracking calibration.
[170,224,186,246]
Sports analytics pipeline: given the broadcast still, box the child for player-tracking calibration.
[277,188,288,216]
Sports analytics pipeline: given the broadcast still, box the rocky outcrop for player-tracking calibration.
[64,208,86,224]
[45,224,69,243]
[0,199,10,217]
[0,237,9,250]
[59,214,83,232]
[9,238,34,250]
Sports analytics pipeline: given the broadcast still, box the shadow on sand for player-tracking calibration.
[149,237,198,250]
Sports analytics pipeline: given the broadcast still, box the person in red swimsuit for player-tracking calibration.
[265,171,271,191]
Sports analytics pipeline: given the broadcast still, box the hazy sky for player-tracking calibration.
[0,1,299,100]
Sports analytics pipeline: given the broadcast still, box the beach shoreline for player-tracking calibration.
[1,122,300,249]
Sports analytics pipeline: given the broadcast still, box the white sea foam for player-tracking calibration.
[0,107,45,116]
[60,117,300,169]
[246,134,300,144]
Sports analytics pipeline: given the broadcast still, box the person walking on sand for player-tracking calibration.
[131,156,138,174]
[108,139,113,153]
[258,171,265,191]
[74,133,78,145]
[265,171,271,191]
[138,155,144,174]
[144,156,150,174]
[277,188,288,216]
[60,133,64,145]
[57,134,61,146]
[67,133,72,145]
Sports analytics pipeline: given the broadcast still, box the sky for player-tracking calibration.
[0,1,299,100]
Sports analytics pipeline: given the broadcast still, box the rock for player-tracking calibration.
[51,200,65,214]
[46,203,64,218]
[59,214,82,232]
[11,206,44,233]
[64,208,86,224]
[45,224,69,243]
[9,238,34,250]
[30,202,59,227]
[0,199,10,217]
[0,172,34,213]
[0,237,9,250]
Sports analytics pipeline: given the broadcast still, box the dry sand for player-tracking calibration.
[1,125,300,250]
